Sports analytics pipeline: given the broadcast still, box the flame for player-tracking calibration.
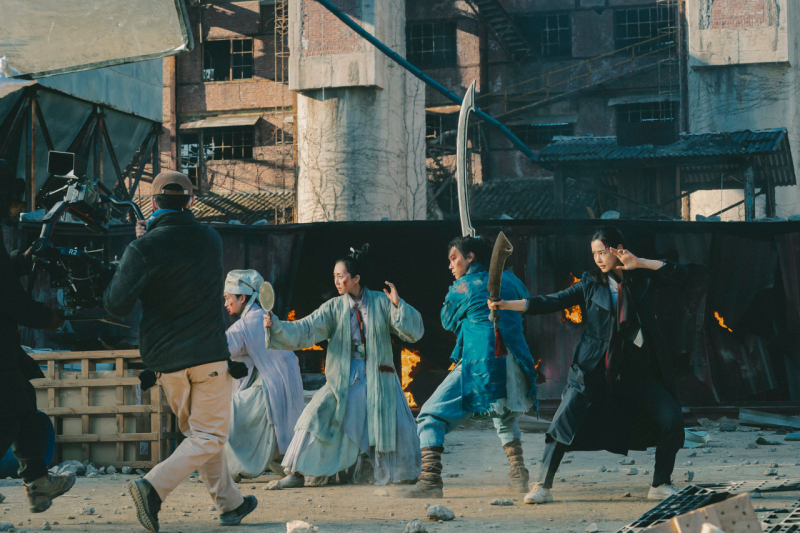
[562,274,583,324]
[302,344,323,351]
[401,348,421,408]
[448,362,455,371]
[535,359,540,371]
[288,311,323,351]
[287,310,297,321]
[714,311,733,332]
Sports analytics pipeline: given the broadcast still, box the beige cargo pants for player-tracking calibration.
[145,360,244,512]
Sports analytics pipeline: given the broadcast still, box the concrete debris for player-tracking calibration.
[684,471,695,482]
[626,468,638,475]
[646,493,758,533]
[687,451,697,458]
[585,523,599,533]
[57,460,85,476]
[405,519,428,533]
[647,448,656,455]
[209,506,217,511]
[739,408,800,430]
[598,466,606,472]
[286,520,319,533]
[0,523,12,532]
[121,467,132,475]
[106,466,117,475]
[426,505,455,521]
[135,469,147,476]
[86,473,98,479]
[42,522,51,531]
[764,468,778,476]
[747,442,758,449]
[78,507,94,516]
[489,499,514,506]
[622,492,632,497]
[785,433,800,441]
[372,489,390,497]
[611,468,619,473]
[266,480,283,490]
[719,424,737,432]
[620,458,635,465]
[684,461,693,466]
[644,470,650,475]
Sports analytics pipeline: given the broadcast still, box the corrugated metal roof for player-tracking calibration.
[137,190,294,224]
[538,128,796,187]
[470,178,598,220]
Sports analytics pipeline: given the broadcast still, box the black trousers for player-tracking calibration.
[0,383,47,483]
[538,377,683,489]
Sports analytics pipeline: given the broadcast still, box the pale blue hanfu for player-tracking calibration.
[266,288,424,485]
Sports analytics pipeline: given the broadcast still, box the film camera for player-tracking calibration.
[28,151,144,320]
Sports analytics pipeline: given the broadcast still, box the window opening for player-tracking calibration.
[614,7,674,50]
[203,39,254,81]
[179,133,200,185]
[541,14,571,58]
[260,1,276,34]
[407,22,457,68]
[616,101,677,123]
[509,123,574,147]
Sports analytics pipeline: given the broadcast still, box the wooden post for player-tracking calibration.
[29,97,37,211]
[765,172,776,218]
[744,164,755,221]
[553,167,565,219]
[24,99,32,212]
[116,357,125,463]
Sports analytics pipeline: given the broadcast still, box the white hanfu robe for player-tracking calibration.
[268,289,423,485]
[224,306,304,479]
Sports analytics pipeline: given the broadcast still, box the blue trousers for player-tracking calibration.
[417,364,522,448]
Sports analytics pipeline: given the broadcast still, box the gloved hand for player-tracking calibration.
[139,369,157,391]
[228,360,249,379]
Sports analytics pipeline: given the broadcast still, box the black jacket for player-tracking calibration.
[103,210,229,373]
[526,259,687,449]
[0,243,50,416]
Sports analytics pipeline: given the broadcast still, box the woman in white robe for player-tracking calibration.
[263,244,423,488]
[223,269,305,480]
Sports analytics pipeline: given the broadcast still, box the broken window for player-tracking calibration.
[426,113,459,141]
[616,101,676,123]
[260,0,276,34]
[179,133,200,185]
[613,7,673,51]
[541,14,571,58]
[203,39,254,81]
[205,127,254,161]
[509,123,574,147]
[262,121,293,146]
[407,22,457,68]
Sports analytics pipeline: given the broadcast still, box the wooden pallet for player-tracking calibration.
[29,350,181,469]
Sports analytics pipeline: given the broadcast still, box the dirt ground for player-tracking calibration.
[2,420,800,533]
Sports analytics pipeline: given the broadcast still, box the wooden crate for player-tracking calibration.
[29,350,182,469]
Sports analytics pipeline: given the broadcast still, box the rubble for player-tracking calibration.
[585,523,599,532]
[286,520,319,533]
[739,409,800,430]
[405,519,428,533]
[121,467,132,475]
[78,507,94,516]
[764,468,778,476]
[626,468,638,475]
[57,460,85,476]
[372,489,390,497]
[489,499,514,506]
[426,505,455,521]
[619,458,635,465]
[719,424,737,432]
[106,466,117,475]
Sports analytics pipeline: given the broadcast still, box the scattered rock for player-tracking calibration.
[683,461,693,466]
[644,470,650,475]
[764,468,778,476]
[646,448,656,455]
[442,473,459,478]
[405,519,428,533]
[586,523,599,533]
[42,522,51,531]
[598,466,606,472]
[209,506,217,511]
[57,460,85,477]
[622,492,632,498]
[687,451,697,458]
[266,480,283,490]
[106,466,117,475]
[0,523,13,532]
[626,468,638,476]
[485,467,493,472]
[372,489,389,497]
[86,473,99,479]
[719,424,737,432]
[620,458,635,465]
[684,471,695,482]
[611,468,619,473]
[286,520,319,533]
[121,467,132,475]
[747,442,758,449]
[135,469,147,476]
[490,499,514,506]
[426,505,455,521]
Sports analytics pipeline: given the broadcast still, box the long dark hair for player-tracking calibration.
[336,243,371,288]
[447,235,491,266]
[590,226,629,284]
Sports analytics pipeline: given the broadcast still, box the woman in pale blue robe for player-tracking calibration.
[263,245,423,487]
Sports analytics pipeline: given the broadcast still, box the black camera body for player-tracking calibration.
[29,151,144,319]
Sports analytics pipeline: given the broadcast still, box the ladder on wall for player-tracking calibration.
[464,0,530,63]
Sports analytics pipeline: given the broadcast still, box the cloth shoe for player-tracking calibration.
[129,478,162,532]
[523,483,553,504]
[23,472,76,513]
[396,446,444,499]
[220,495,258,526]
[648,483,679,501]
[278,473,304,488]
[503,439,530,493]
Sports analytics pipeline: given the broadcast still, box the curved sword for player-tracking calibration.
[456,81,477,238]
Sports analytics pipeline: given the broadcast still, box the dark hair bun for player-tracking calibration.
[349,243,370,261]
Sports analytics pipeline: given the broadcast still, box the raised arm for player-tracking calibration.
[390,298,424,343]
[265,304,334,351]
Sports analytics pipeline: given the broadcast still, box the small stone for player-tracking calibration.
[586,523,599,533]
[42,524,51,531]
[405,519,428,533]
[372,489,390,497]
[490,499,514,506]
[125,506,132,509]
[646,448,656,455]
[683,461,693,466]
[598,466,606,472]
[135,469,147,476]
[286,520,320,533]
[426,504,455,521]
[485,467,493,472]
[442,473,459,478]
[687,451,697,458]
[0,524,12,532]
[209,506,217,511]
[266,480,282,490]
[120,493,126,497]
[747,442,758,449]
[121,467,132,475]
[86,472,99,478]
[84,497,91,501]
[106,466,117,475]
[622,492,631,498]
[67,516,76,520]
[754,460,760,465]
[611,468,618,473]
[620,458,635,465]
[720,424,737,432]
[250,485,256,490]
[627,468,638,475]
[684,471,694,482]
[764,468,778,476]
[745,461,751,465]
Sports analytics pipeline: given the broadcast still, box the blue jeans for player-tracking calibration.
[417,363,522,448]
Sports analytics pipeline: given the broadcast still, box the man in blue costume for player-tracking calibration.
[400,235,538,498]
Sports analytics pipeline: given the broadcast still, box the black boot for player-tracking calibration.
[129,479,162,532]
[503,439,530,493]
[397,446,444,499]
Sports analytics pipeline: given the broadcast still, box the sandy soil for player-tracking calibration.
[2,420,800,533]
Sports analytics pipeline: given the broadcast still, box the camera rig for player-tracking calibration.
[28,151,144,322]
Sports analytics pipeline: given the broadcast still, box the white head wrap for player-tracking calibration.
[224,269,264,318]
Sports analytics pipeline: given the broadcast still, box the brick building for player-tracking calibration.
[154,0,684,222]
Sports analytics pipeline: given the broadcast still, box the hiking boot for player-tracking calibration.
[129,478,162,532]
[524,483,553,504]
[220,495,258,526]
[23,472,76,513]
[396,446,444,499]
[503,439,530,493]
[648,483,679,501]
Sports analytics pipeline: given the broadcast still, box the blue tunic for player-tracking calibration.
[441,263,538,413]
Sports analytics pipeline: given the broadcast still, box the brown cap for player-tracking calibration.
[151,171,193,196]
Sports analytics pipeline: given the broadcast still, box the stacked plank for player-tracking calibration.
[29,350,181,469]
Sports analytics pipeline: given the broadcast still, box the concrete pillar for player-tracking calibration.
[289,0,426,222]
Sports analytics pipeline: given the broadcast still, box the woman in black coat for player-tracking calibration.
[490,227,687,504]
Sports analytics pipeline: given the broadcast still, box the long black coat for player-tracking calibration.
[0,243,52,417]
[526,260,687,452]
